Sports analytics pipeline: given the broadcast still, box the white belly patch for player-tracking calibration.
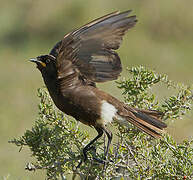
[96,100,118,125]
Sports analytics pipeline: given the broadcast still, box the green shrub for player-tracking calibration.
[10,66,193,180]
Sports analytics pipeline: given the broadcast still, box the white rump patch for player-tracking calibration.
[97,100,118,125]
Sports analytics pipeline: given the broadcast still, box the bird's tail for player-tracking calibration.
[116,106,167,138]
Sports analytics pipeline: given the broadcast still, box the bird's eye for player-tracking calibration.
[46,59,50,64]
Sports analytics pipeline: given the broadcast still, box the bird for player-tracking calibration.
[30,10,167,167]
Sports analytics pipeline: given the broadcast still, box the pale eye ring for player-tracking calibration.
[46,59,50,63]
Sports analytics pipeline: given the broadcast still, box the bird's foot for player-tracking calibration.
[93,157,114,165]
[76,159,83,169]
[92,157,105,164]
[76,156,114,169]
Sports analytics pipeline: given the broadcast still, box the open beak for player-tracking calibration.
[29,58,46,67]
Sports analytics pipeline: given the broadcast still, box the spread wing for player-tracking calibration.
[50,10,137,88]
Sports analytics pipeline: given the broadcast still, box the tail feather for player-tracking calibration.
[124,116,162,138]
[116,107,167,138]
[132,111,167,129]
[136,108,163,119]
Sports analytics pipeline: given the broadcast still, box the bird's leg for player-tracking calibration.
[76,127,104,168]
[102,127,113,160]
[101,127,113,173]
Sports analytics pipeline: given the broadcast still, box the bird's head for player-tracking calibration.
[30,55,57,76]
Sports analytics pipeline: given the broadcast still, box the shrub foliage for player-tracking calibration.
[10,66,193,180]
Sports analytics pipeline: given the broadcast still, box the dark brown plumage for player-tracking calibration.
[30,10,167,167]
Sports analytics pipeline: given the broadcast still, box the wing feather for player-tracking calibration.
[50,10,137,89]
